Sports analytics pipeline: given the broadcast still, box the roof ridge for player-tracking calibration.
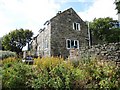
[50,7,75,21]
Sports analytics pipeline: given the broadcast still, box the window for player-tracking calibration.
[71,40,74,48]
[74,40,78,48]
[67,39,71,48]
[73,22,80,31]
[44,39,48,49]
[66,39,79,49]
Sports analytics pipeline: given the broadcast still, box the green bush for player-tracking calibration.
[32,57,75,89]
[2,57,120,89]
[0,50,16,59]
[0,67,2,89]
[74,59,120,89]
[2,61,33,89]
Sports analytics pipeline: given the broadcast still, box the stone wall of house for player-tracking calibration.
[50,8,88,58]
[31,8,88,58]
[79,42,120,61]
[36,23,51,57]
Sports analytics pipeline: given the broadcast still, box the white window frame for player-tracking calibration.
[74,40,79,49]
[66,39,79,49]
[66,39,71,49]
[73,22,81,31]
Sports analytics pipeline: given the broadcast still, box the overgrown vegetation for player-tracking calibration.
[90,17,120,44]
[0,50,16,59]
[2,57,120,89]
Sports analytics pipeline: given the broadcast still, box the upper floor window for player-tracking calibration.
[73,22,80,31]
[66,39,79,49]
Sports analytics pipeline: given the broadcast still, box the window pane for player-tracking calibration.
[71,40,74,48]
[74,23,76,30]
[67,40,70,48]
[75,41,78,48]
[77,23,80,31]
[46,40,48,48]
[76,24,79,30]
[78,24,80,30]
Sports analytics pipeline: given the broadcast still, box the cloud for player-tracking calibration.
[78,0,118,21]
[0,0,60,37]
[78,0,95,2]
[54,0,94,3]
[0,0,118,37]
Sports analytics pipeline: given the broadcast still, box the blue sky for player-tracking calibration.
[0,0,117,37]
[58,1,94,12]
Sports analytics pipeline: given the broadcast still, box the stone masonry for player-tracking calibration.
[79,42,120,61]
[31,8,88,58]
[50,8,88,58]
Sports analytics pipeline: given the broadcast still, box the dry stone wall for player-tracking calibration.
[79,42,120,61]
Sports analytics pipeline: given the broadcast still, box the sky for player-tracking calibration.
[0,0,118,37]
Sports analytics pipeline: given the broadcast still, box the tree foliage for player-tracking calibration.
[2,28,33,54]
[0,37,2,50]
[115,0,120,13]
[90,17,120,43]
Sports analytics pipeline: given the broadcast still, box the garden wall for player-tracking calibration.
[79,42,120,61]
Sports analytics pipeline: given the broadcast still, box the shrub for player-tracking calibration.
[2,57,20,69]
[2,57,17,64]
[0,67,2,89]
[2,62,33,89]
[2,56,120,89]
[0,50,16,59]
[74,59,120,89]
[32,57,75,89]
[32,66,75,89]
[34,57,73,70]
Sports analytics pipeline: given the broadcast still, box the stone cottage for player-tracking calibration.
[30,8,89,58]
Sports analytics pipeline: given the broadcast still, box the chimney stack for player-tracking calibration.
[56,11,61,15]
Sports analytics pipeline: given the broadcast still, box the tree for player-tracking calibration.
[2,28,33,54]
[0,37,5,50]
[115,0,120,13]
[90,17,120,44]
[0,37,2,50]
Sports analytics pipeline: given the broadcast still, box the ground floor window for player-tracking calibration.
[66,39,79,49]
[44,39,48,49]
